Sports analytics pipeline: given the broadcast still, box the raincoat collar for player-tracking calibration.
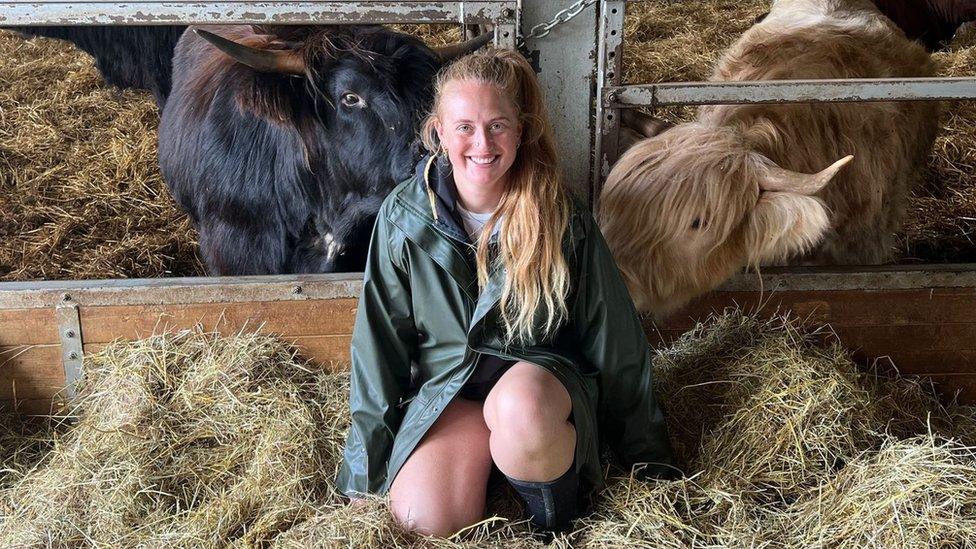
[419,154,501,246]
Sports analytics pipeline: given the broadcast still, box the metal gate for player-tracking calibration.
[591,0,976,205]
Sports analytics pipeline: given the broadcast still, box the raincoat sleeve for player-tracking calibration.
[571,213,675,478]
[337,208,416,496]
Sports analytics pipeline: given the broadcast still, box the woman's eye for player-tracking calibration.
[490,123,504,132]
[456,124,472,133]
[340,93,365,108]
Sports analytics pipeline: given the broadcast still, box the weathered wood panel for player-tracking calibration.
[0,398,67,416]
[3,268,976,413]
[0,309,59,346]
[79,300,358,343]
[0,346,65,400]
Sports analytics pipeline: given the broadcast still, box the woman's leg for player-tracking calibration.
[388,397,493,538]
[483,361,579,531]
[483,361,576,481]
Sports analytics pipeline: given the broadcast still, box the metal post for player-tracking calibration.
[591,0,624,208]
[522,0,600,199]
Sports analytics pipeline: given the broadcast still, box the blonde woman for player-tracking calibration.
[337,48,673,537]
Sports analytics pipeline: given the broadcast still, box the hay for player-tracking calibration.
[3,312,976,546]
[0,30,204,280]
[0,330,348,546]
[621,1,976,263]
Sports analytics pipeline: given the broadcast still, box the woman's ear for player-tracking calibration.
[433,118,445,144]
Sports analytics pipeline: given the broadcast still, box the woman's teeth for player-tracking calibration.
[469,156,498,165]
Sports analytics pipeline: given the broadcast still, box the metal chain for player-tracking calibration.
[518,0,599,47]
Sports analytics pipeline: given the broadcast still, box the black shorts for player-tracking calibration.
[458,354,515,401]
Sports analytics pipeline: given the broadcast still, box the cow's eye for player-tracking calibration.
[340,93,365,108]
[691,217,706,230]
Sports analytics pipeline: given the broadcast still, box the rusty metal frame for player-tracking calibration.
[590,0,623,206]
[605,77,976,108]
[0,1,513,25]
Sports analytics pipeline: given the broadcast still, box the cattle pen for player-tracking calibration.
[3,0,976,545]
[0,0,973,409]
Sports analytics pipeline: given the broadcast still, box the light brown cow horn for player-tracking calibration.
[431,31,494,61]
[194,28,306,75]
[621,109,672,138]
[759,155,854,196]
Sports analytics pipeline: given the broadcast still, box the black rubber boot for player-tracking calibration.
[505,464,580,532]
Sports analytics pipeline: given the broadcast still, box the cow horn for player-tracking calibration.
[432,31,494,61]
[621,109,672,138]
[194,28,306,75]
[759,155,854,196]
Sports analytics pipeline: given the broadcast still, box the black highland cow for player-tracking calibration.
[159,25,489,275]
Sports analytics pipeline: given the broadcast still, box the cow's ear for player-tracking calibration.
[759,155,853,195]
[746,191,830,265]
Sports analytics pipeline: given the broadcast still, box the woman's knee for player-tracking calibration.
[390,494,482,538]
[484,362,572,436]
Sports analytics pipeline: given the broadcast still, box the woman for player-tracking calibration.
[336,48,673,537]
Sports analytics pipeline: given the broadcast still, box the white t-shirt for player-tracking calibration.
[456,204,500,243]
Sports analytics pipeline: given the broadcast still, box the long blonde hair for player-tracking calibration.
[421,49,570,345]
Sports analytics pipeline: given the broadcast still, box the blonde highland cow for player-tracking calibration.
[600,0,939,315]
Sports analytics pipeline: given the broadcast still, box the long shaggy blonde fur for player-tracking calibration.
[600,0,939,315]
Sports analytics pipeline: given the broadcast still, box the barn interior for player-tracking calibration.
[0,2,974,279]
[1,0,976,546]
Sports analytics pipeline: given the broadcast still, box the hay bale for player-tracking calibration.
[0,331,348,546]
[3,312,976,547]
[622,1,976,263]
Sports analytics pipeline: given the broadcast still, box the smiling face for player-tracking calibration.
[434,79,522,211]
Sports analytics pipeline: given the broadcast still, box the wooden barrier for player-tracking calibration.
[3,265,976,414]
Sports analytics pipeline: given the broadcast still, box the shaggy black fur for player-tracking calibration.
[12,25,185,107]
[159,25,440,275]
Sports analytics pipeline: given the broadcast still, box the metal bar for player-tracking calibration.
[492,7,516,49]
[590,0,623,208]
[0,1,510,25]
[606,77,976,107]
[55,300,84,400]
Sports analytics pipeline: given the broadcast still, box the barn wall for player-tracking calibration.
[3,267,976,414]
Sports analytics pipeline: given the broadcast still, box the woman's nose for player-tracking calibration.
[474,127,492,149]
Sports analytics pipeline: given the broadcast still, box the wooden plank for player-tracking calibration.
[6,266,976,310]
[661,289,976,329]
[0,398,68,416]
[79,299,358,343]
[0,378,66,400]
[291,334,353,367]
[0,273,362,309]
[647,323,976,369]
[0,308,59,345]
[0,345,64,382]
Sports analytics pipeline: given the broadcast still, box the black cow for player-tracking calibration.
[871,0,975,51]
[10,26,184,107]
[158,25,490,275]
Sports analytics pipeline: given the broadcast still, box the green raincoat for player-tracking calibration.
[337,155,673,497]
